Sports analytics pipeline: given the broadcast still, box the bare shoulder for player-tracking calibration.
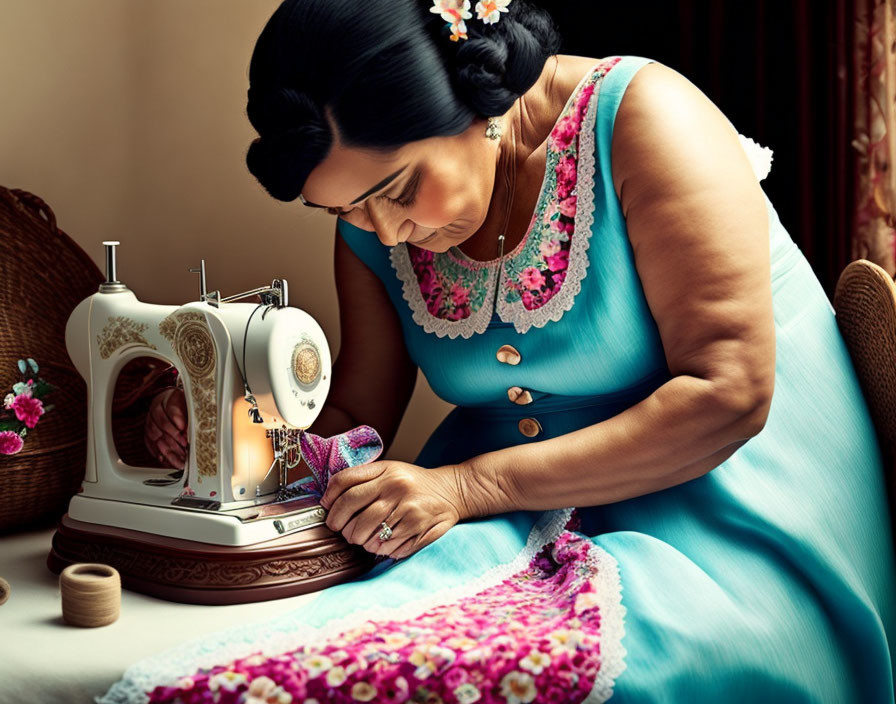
[604,61,775,421]
[609,61,760,215]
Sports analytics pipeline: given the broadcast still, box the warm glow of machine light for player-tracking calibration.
[230,399,275,498]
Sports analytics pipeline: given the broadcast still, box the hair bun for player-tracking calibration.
[245,0,561,202]
[246,124,331,202]
[247,86,321,137]
[449,2,561,117]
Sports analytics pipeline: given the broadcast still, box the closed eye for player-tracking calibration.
[382,168,421,208]
[324,168,420,216]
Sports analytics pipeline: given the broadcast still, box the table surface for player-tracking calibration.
[0,525,321,704]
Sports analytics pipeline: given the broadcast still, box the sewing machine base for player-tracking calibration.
[47,514,376,605]
[67,493,330,546]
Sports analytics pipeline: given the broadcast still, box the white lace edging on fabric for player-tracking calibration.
[97,507,575,704]
[389,65,610,340]
[737,134,774,182]
[583,543,628,703]
[389,243,498,340]
[498,70,604,335]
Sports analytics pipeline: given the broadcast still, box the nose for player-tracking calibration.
[365,202,413,247]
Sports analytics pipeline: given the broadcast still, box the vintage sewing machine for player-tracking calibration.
[47,242,375,604]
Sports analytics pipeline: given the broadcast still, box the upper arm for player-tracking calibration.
[610,62,775,427]
[325,222,418,448]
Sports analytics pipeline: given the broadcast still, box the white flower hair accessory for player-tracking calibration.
[430,0,512,41]
[476,0,512,24]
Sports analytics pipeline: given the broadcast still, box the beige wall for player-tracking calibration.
[0,0,452,460]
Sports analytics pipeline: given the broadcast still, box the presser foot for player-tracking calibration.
[275,485,307,502]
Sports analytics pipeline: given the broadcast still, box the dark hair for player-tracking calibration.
[246,0,562,202]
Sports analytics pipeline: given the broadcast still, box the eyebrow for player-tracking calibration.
[301,164,409,209]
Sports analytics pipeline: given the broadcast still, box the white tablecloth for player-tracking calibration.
[0,526,321,704]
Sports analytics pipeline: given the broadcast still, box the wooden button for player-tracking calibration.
[496,344,521,365]
[518,417,542,437]
[507,386,533,405]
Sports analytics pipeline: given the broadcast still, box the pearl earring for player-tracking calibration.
[485,116,502,140]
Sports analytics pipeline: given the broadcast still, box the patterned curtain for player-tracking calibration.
[854,0,896,275]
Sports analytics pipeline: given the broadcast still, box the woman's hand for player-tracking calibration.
[144,387,188,467]
[319,461,464,560]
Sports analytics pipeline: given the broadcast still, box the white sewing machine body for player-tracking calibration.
[64,244,332,547]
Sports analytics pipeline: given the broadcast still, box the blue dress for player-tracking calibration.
[336,55,896,702]
[102,55,896,704]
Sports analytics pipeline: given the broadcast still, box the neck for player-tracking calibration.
[455,56,560,261]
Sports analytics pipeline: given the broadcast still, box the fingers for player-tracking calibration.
[341,501,397,547]
[157,432,185,468]
[165,388,188,432]
[145,400,165,461]
[320,462,387,509]
[146,415,185,465]
[145,391,187,467]
[321,462,460,560]
[151,390,188,450]
[324,482,381,533]
[145,414,163,444]
[361,514,405,557]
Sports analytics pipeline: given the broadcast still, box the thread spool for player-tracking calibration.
[59,563,121,627]
[0,577,10,606]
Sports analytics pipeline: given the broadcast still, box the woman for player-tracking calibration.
[134,1,895,702]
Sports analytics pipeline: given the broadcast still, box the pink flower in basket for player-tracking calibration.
[11,394,44,429]
[1,358,55,455]
[0,430,24,455]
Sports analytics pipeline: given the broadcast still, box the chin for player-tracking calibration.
[408,222,468,250]
[409,230,444,249]
[410,240,447,253]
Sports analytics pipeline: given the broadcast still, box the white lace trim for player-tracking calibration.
[98,507,582,704]
[390,102,774,342]
[389,64,610,340]
[583,543,629,703]
[738,133,774,182]
[390,243,499,339]
[496,74,602,335]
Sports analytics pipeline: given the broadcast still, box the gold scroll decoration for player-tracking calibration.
[159,311,218,478]
[292,341,321,386]
[97,316,157,359]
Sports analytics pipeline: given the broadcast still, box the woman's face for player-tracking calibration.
[299,113,502,252]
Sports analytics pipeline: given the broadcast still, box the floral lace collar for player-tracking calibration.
[388,57,622,339]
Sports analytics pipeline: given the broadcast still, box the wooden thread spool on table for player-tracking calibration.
[59,563,121,627]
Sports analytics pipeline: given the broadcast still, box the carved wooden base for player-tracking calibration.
[47,514,375,605]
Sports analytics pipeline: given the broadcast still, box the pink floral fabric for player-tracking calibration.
[145,513,620,704]
[406,58,621,321]
[296,425,384,497]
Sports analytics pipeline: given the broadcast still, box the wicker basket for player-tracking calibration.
[0,187,103,532]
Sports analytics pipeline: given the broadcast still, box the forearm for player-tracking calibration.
[306,403,358,439]
[454,375,767,519]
